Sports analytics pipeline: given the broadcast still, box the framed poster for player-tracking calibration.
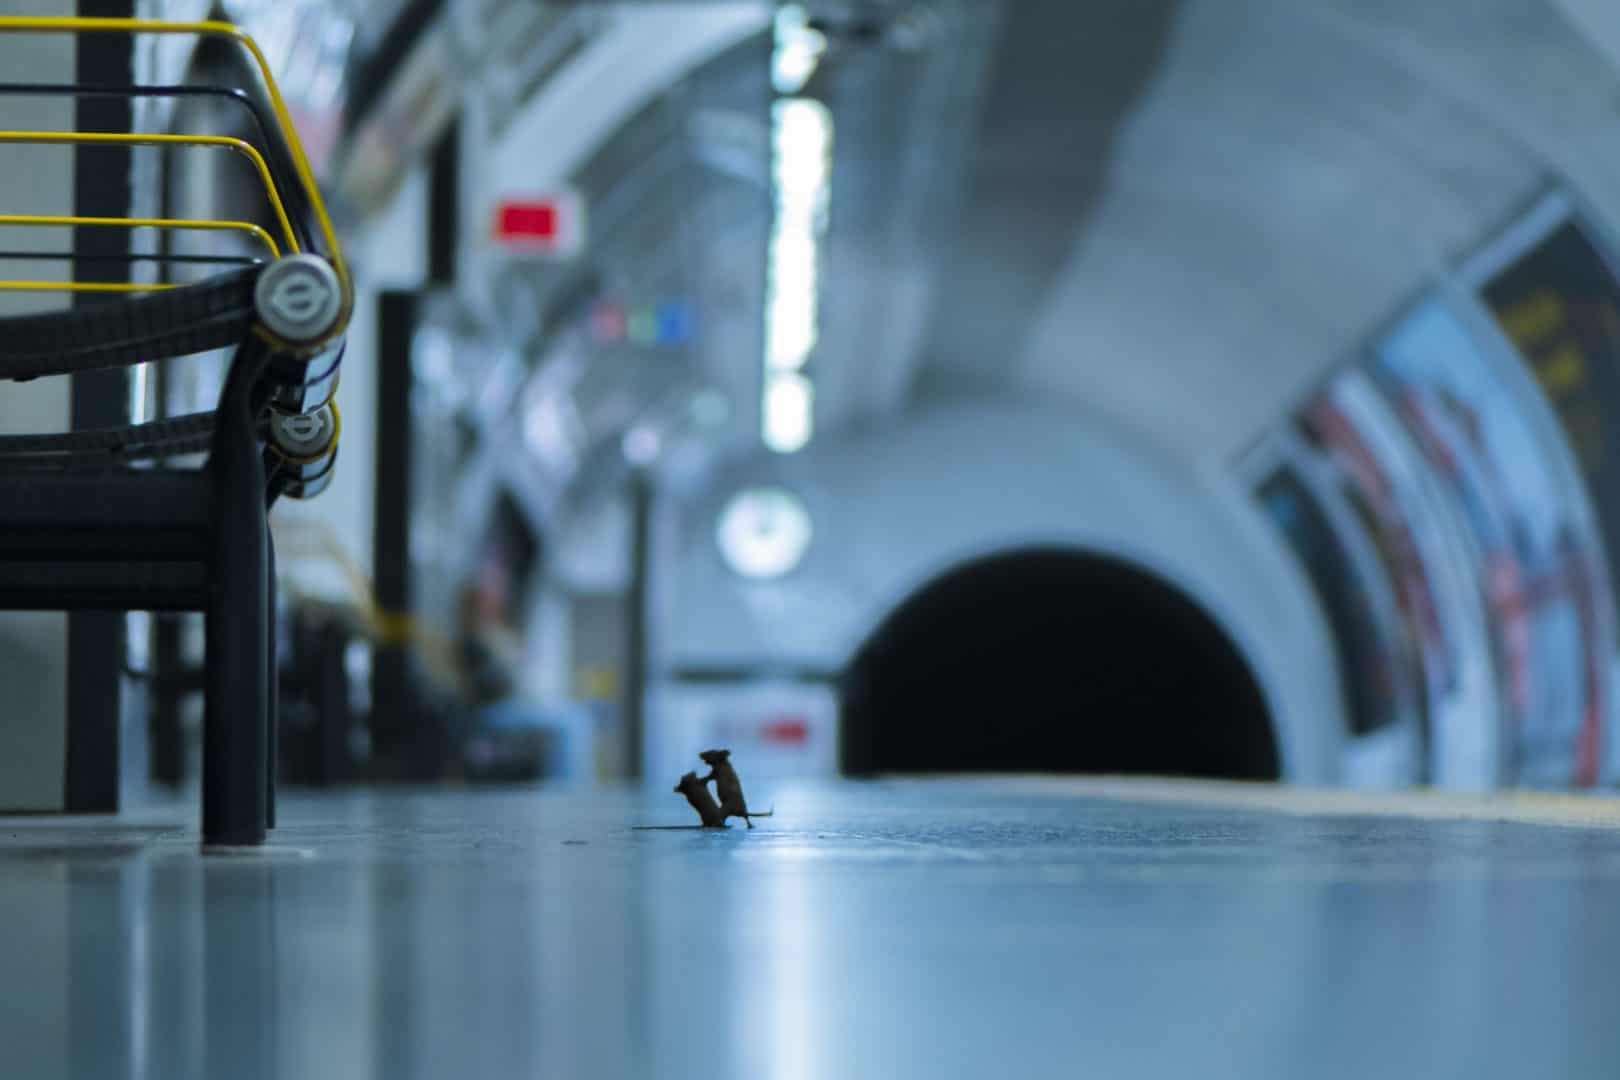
[1471,199,1620,587]
[1294,383,1457,780]
[1370,298,1593,785]
[1469,198,1620,782]
[1256,464,1413,746]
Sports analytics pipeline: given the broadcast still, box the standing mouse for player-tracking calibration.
[674,771,728,828]
[699,749,773,829]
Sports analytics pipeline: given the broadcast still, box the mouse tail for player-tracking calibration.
[751,806,775,818]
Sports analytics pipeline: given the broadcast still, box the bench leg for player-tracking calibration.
[202,352,269,847]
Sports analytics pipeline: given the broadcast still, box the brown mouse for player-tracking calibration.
[698,749,773,829]
[674,771,727,828]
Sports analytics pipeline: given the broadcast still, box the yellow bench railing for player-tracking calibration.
[0,16,347,300]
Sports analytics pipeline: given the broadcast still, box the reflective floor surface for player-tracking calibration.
[4,778,1620,1079]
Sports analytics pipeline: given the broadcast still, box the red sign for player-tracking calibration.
[759,715,810,745]
[491,191,585,257]
[497,201,558,240]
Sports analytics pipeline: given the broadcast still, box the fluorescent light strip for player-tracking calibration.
[762,94,832,454]
[771,4,826,94]
[763,371,814,454]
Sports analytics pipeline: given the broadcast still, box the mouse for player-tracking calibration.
[698,749,773,829]
[674,771,728,828]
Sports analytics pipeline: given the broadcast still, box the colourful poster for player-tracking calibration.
[1480,217,1620,782]
[1371,301,1591,784]
[1296,392,1451,753]
[1258,467,1406,739]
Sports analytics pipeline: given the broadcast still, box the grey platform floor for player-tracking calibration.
[4,778,1620,1079]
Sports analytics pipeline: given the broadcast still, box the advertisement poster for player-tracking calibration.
[1481,218,1620,592]
[1296,390,1451,761]
[1257,467,1407,740]
[1479,216,1620,781]
[1370,300,1591,784]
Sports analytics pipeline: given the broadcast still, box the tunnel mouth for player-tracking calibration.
[839,547,1279,780]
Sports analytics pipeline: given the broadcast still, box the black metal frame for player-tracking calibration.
[0,19,349,844]
[0,354,276,842]
[0,280,346,841]
[370,289,415,767]
[0,255,344,844]
[64,8,135,815]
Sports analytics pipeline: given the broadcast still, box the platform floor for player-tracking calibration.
[4,778,1620,1079]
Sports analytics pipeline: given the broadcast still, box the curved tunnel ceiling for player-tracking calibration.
[468,1,1605,463]
[334,0,1620,485]
[447,0,1620,567]
[473,0,1620,479]
[509,0,1620,473]
[907,0,1180,404]
[991,0,1620,460]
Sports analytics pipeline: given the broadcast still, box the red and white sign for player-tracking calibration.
[491,190,587,258]
[647,680,838,783]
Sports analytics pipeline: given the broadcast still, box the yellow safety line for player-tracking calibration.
[0,131,297,256]
[0,16,350,298]
[1015,776,1620,833]
[0,280,178,293]
[0,214,280,258]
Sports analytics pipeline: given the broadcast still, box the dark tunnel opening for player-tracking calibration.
[839,548,1280,779]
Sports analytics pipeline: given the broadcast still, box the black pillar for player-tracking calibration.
[148,615,187,787]
[622,469,652,780]
[64,0,135,813]
[371,290,417,763]
[428,120,459,286]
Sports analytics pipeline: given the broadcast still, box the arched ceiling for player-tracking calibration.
[934,0,1620,460]
[431,0,1620,508]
